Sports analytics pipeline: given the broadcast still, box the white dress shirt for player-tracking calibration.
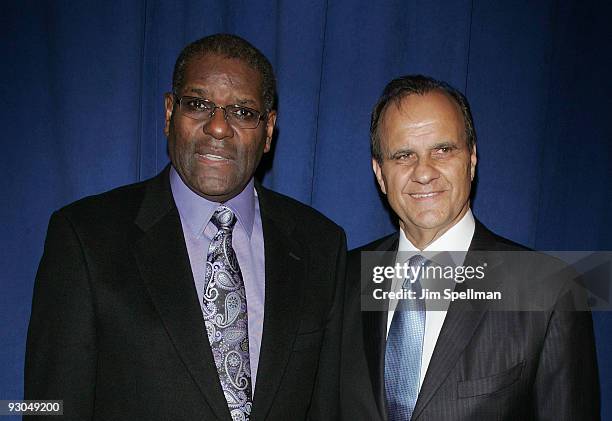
[386,209,475,392]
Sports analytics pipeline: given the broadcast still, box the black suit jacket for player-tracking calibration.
[25,167,347,421]
[342,220,600,420]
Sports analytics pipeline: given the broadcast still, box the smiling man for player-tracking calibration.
[342,75,599,420]
[25,34,347,421]
[371,85,476,250]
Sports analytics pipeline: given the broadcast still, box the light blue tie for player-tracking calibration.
[385,254,427,421]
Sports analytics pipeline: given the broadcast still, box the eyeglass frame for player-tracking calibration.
[171,92,268,129]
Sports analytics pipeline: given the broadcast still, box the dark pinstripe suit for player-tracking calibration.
[341,220,600,421]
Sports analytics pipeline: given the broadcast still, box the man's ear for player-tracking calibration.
[263,110,277,153]
[372,158,387,195]
[163,93,174,137]
[470,144,477,181]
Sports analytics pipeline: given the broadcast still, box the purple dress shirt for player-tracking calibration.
[170,166,266,394]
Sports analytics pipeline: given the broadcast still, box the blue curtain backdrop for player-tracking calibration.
[2,0,611,417]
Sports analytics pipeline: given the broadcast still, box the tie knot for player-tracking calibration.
[408,254,427,268]
[402,254,428,289]
[211,206,237,230]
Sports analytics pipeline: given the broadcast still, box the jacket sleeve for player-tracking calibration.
[24,211,97,420]
[340,250,383,421]
[533,278,600,420]
[306,229,347,421]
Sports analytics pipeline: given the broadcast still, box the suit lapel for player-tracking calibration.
[249,186,305,421]
[412,221,502,420]
[131,169,232,421]
[361,234,398,419]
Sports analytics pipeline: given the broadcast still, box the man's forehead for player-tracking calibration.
[185,53,259,79]
[384,92,463,126]
[379,92,468,149]
[181,53,263,97]
[389,91,461,117]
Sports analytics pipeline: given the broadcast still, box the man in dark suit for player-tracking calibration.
[342,75,599,420]
[25,34,346,421]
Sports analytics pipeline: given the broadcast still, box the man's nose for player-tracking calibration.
[203,108,233,140]
[411,157,440,184]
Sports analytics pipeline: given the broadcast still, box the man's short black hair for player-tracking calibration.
[370,74,476,162]
[172,33,276,112]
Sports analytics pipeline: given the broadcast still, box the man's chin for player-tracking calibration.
[403,213,450,232]
[191,178,243,202]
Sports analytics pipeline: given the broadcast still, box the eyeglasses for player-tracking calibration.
[173,94,266,129]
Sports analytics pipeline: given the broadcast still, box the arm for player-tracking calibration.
[340,251,382,421]
[533,284,600,420]
[24,211,97,420]
[306,229,347,421]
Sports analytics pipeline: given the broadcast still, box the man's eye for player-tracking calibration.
[232,107,256,120]
[434,146,454,155]
[185,99,211,112]
[396,152,414,160]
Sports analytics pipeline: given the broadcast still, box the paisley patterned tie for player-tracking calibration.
[203,206,252,421]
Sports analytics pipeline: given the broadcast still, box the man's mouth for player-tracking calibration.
[199,153,227,161]
[196,150,233,162]
[409,191,442,199]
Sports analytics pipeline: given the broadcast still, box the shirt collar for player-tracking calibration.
[169,165,256,238]
[398,209,475,265]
